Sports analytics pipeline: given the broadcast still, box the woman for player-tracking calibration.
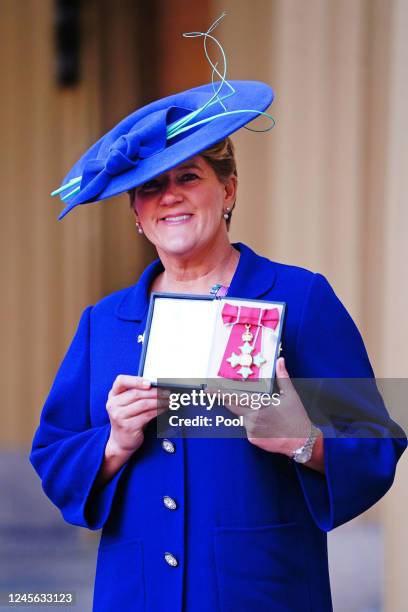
[30,21,406,612]
[97,136,325,490]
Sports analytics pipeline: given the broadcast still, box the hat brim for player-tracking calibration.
[58,80,274,220]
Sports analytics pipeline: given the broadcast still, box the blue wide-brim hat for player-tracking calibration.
[53,17,275,220]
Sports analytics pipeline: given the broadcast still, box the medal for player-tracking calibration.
[218,304,280,381]
[226,324,266,379]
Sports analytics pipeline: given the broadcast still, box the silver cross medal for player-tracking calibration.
[226,324,266,380]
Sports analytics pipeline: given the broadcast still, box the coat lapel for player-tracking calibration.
[116,258,164,322]
[227,242,277,299]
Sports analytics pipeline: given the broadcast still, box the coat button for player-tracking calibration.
[163,495,177,510]
[164,552,178,567]
[162,439,175,453]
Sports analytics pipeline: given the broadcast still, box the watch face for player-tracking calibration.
[294,448,312,463]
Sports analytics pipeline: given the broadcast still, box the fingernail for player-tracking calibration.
[142,379,151,387]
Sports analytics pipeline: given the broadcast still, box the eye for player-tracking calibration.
[138,179,162,194]
[179,172,199,183]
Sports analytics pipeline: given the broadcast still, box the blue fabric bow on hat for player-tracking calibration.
[76,107,193,206]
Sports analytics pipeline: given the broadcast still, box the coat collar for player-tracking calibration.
[116,242,277,322]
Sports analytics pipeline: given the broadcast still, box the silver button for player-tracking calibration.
[163,495,177,510]
[164,552,178,567]
[162,439,175,453]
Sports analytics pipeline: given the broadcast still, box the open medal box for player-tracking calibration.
[138,293,286,393]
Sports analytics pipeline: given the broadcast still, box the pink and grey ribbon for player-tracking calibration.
[217,303,280,380]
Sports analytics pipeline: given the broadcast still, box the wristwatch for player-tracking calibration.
[292,423,321,464]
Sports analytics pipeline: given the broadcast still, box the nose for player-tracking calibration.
[159,177,183,206]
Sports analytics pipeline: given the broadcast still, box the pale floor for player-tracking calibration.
[0,451,382,612]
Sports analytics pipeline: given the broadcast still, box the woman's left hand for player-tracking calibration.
[224,357,324,472]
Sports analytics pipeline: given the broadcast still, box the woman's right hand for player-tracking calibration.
[105,375,170,458]
[94,375,170,489]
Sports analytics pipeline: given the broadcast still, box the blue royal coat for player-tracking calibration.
[30,242,406,612]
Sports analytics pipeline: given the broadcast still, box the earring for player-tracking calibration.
[135,220,143,234]
[223,207,231,220]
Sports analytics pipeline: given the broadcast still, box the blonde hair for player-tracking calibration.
[200,137,237,228]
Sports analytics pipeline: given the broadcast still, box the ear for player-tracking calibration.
[224,174,237,206]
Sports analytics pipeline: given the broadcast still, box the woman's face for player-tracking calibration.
[131,155,237,258]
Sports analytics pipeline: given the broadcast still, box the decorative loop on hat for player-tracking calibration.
[169,12,275,138]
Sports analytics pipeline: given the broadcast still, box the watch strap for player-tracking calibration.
[292,422,321,463]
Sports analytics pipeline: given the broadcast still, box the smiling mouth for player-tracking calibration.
[160,214,193,224]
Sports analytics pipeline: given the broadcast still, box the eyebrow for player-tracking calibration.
[176,162,201,171]
[140,162,202,186]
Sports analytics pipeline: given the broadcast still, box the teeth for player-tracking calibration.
[163,215,191,222]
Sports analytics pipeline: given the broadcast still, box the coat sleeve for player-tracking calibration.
[292,273,407,531]
[29,306,129,531]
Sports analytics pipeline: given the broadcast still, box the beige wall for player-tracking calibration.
[1,0,102,447]
[382,0,408,607]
